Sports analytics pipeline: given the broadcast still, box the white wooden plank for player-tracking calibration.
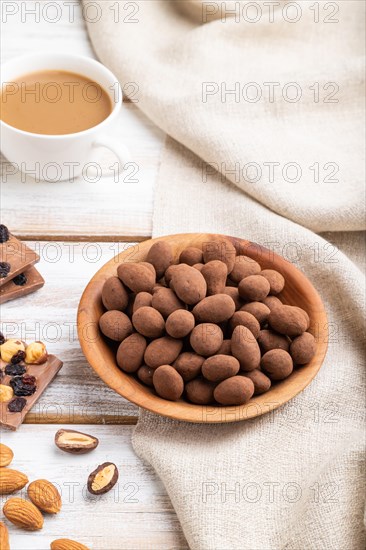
[1,242,141,423]
[1,0,95,63]
[1,103,163,240]
[1,1,164,240]
[0,425,187,549]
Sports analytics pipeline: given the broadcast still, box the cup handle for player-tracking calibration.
[92,134,131,174]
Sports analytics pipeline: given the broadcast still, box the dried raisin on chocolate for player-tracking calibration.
[13,273,27,286]
[5,363,26,376]
[0,225,10,243]
[10,350,26,364]
[0,262,11,278]
[8,397,27,413]
[10,374,37,396]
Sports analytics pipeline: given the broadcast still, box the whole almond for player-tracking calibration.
[3,497,44,530]
[0,521,10,550]
[51,539,90,550]
[28,479,62,514]
[0,468,28,494]
[0,443,14,467]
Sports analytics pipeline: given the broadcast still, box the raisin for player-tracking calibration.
[5,363,26,376]
[0,332,5,345]
[10,350,26,364]
[22,374,36,386]
[0,225,10,244]
[13,273,27,286]
[10,375,37,396]
[8,397,27,413]
[0,262,11,278]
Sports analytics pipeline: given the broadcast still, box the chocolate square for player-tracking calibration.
[0,266,44,304]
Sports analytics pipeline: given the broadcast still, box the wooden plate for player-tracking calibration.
[77,234,328,423]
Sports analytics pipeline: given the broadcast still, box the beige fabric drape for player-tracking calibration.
[85,2,365,548]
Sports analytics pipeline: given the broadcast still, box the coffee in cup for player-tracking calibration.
[0,70,113,135]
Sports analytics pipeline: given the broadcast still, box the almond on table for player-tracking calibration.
[0,468,28,494]
[51,539,90,550]
[55,429,99,454]
[28,479,62,514]
[0,521,10,550]
[0,443,13,467]
[87,462,119,495]
[3,497,44,530]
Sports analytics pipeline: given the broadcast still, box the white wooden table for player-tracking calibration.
[1,4,188,548]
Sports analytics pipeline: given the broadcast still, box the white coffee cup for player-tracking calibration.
[0,53,130,182]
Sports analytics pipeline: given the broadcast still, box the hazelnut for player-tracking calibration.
[0,339,26,363]
[0,385,14,403]
[25,341,48,364]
